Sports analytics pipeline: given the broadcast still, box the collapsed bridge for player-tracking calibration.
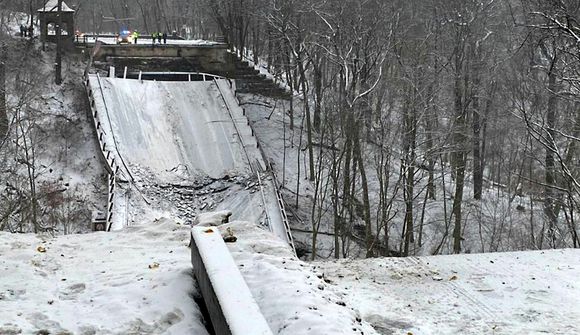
[85,74,294,250]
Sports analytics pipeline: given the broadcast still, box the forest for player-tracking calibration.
[1,0,580,258]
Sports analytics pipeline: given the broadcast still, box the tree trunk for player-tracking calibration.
[451,36,467,254]
[402,94,417,256]
[425,88,437,200]
[297,50,315,181]
[332,149,341,259]
[354,130,373,257]
[313,52,322,132]
[544,67,558,247]
[0,48,7,139]
[472,80,483,200]
[55,0,63,85]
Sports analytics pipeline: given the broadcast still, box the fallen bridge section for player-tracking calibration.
[88,75,261,181]
[87,75,294,251]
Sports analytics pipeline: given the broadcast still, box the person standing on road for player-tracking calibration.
[132,31,139,44]
[163,32,167,44]
[157,32,162,44]
[151,32,156,45]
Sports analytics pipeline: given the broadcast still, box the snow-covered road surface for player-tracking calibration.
[0,219,207,334]
[219,221,380,335]
[317,249,580,334]
[91,77,254,181]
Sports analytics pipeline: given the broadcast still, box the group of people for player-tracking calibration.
[19,25,33,38]
[151,32,168,44]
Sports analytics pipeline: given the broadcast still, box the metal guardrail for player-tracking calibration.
[123,71,225,82]
[215,79,296,254]
[84,76,118,231]
[268,163,296,253]
[214,79,256,174]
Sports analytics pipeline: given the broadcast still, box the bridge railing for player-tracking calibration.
[84,75,119,231]
[121,70,225,82]
[215,79,296,254]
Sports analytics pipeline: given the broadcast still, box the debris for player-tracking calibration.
[37,246,47,253]
[223,227,237,243]
[148,262,160,269]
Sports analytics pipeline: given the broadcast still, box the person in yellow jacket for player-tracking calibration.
[132,31,140,44]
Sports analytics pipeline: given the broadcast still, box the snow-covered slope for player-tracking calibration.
[317,249,580,334]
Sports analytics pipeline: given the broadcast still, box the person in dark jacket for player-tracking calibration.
[162,32,167,44]
[157,32,162,44]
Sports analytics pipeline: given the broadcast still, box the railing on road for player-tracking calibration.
[84,75,119,231]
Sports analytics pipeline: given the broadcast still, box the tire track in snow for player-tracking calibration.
[405,256,498,321]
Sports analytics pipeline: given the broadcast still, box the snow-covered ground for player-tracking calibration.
[220,221,379,335]
[0,208,374,335]
[0,218,208,334]
[317,249,580,334]
[4,215,576,335]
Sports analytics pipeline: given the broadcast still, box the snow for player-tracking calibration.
[90,76,251,181]
[3,24,579,335]
[0,218,208,334]
[38,0,75,13]
[81,36,221,46]
[316,249,580,334]
[219,221,379,335]
[88,75,293,248]
[3,213,579,335]
[194,210,232,226]
[191,226,273,335]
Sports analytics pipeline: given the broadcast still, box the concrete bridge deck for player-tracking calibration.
[77,38,235,75]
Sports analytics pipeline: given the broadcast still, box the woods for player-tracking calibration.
[198,0,580,256]
[1,0,580,255]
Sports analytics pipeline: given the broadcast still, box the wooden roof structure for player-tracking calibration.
[38,0,75,13]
